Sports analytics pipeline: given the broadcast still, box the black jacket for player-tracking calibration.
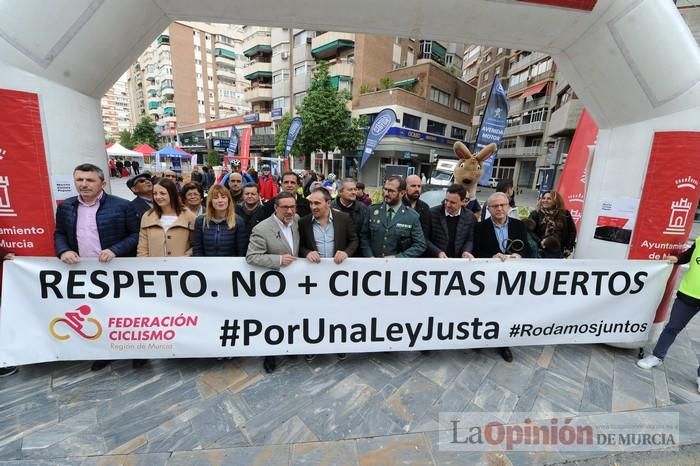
[529,209,577,253]
[474,217,531,258]
[130,197,152,221]
[425,204,476,258]
[258,194,310,220]
[331,198,369,244]
[193,215,248,257]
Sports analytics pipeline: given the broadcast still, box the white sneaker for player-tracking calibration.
[637,355,662,369]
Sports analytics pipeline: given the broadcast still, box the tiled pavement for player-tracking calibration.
[1,312,700,465]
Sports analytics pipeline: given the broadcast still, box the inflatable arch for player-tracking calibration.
[1,0,699,338]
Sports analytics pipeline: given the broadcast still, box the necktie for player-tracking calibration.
[387,207,394,224]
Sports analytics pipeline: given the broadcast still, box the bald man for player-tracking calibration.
[403,174,431,251]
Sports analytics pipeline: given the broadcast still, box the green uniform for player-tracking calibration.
[360,203,426,258]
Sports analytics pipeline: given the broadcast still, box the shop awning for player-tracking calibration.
[517,81,548,99]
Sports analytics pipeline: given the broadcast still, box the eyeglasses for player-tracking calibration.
[488,203,509,209]
[277,205,296,210]
[135,178,149,185]
[165,175,177,179]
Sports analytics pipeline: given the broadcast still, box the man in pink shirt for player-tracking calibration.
[54,163,139,370]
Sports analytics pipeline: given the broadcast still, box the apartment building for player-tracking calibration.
[127,22,250,144]
[491,51,556,189]
[462,45,481,87]
[471,47,511,128]
[352,46,476,185]
[101,74,130,141]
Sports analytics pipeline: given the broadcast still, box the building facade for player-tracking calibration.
[127,22,250,145]
[101,73,130,141]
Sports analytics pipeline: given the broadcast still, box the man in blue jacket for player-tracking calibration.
[54,163,139,370]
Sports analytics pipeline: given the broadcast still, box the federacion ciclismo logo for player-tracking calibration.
[49,304,102,340]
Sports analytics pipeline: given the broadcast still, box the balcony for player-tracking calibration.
[161,85,174,97]
[245,85,273,102]
[216,67,236,81]
[546,98,584,138]
[147,95,160,105]
[148,101,160,110]
[214,48,236,61]
[243,31,272,57]
[508,69,555,95]
[244,61,272,80]
[157,34,170,47]
[509,51,548,74]
[503,120,547,136]
[497,146,544,158]
[463,67,478,82]
[329,62,353,79]
[508,95,551,114]
[311,32,355,59]
[144,68,156,82]
[163,115,177,124]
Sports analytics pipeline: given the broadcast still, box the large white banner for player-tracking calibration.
[0,258,672,366]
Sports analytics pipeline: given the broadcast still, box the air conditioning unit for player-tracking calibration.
[281,51,289,60]
[306,37,313,44]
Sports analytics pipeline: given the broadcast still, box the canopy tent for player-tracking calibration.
[106,143,143,157]
[155,146,189,159]
[175,146,192,158]
[132,143,156,156]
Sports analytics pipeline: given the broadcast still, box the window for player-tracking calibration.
[497,47,504,55]
[480,91,487,102]
[273,96,289,108]
[444,54,453,65]
[453,98,471,114]
[294,64,306,76]
[293,32,307,47]
[495,66,501,76]
[272,71,289,83]
[426,120,446,136]
[402,113,420,130]
[482,71,489,82]
[294,92,306,108]
[430,87,450,106]
[451,126,467,140]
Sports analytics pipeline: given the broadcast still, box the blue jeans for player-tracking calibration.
[653,297,700,377]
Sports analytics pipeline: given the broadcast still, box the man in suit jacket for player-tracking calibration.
[474,192,531,261]
[473,192,531,364]
[426,184,476,259]
[246,192,299,270]
[360,176,426,258]
[300,188,358,264]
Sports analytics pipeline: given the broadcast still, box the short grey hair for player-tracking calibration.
[487,192,510,207]
[338,177,357,192]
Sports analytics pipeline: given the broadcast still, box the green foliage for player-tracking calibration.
[132,117,158,148]
[293,61,365,160]
[274,113,303,158]
[379,76,394,90]
[359,83,373,94]
[206,149,220,167]
[117,130,133,149]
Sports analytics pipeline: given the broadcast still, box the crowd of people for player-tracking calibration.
[2,160,694,390]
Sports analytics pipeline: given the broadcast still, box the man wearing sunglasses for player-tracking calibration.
[473,192,531,363]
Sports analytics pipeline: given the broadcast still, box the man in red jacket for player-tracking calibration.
[257,164,278,202]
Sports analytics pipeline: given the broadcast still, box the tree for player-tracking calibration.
[294,61,365,165]
[132,117,158,148]
[206,149,220,167]
[117,129,133,149]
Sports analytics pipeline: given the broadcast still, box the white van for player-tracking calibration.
[429,159,458,186]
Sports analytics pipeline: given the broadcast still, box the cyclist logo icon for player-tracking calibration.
[49,305,102,340]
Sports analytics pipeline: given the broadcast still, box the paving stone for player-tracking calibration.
[356,433,434,466]
[0,438,22,461]
[612,354,657,412]
[79,452,170,465]
[472,379,519,423]
[384,372,445,431]
[483,359,536,395]
[168,444,290,465]
[291,440,359,466]
[426,429,510,466]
